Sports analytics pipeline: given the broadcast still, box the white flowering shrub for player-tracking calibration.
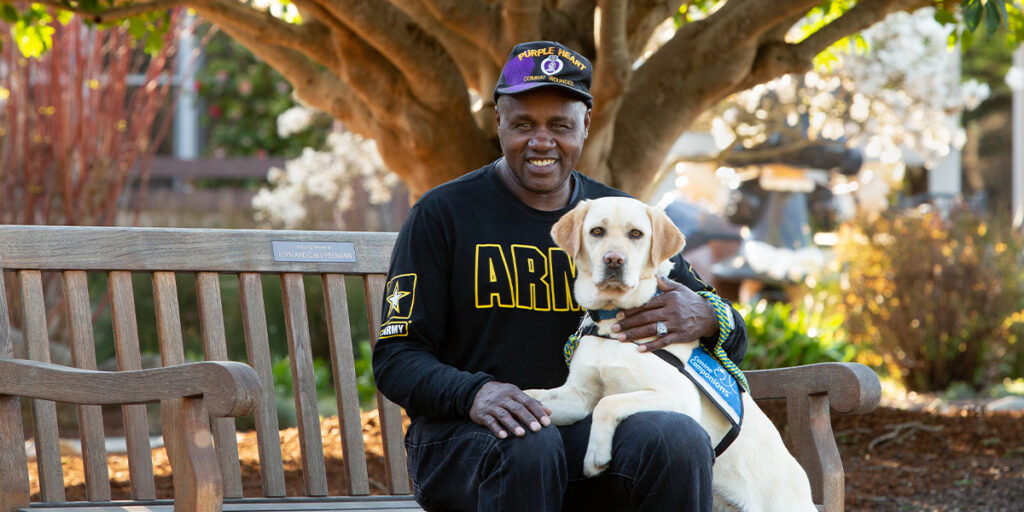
[252,128,399,229]
[1006,64,1024,91]
[706,8,990,216]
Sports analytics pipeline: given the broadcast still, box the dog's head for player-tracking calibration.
[551,197,685,310]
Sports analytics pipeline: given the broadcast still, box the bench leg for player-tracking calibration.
[0,395,29,512]
[788,394,845,512]
[171,397,223,512]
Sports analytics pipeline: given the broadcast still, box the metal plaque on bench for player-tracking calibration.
[272,241,357,263]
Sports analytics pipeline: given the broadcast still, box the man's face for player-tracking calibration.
[495,89,591,204]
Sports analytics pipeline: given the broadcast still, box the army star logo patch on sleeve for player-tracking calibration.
[380,273,416,338]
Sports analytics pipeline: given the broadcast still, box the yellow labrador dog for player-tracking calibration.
[525,197,816,512]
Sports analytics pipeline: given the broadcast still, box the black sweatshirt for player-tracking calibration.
[372,161,747,419]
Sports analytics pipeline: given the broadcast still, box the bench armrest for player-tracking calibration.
[746,362,881,415]
[745,362,881,512]
[0,360,261,512]
[0,359,260,417]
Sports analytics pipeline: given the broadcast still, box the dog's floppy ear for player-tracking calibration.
[551,200,591,259]
[648,206,686,266]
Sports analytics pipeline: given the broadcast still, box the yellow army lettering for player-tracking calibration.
[475,244,579,311]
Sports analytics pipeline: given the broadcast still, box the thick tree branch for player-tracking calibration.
[320,16,413,119]
[30,0,184,23]
[286,0,406,109]
[734,0,928,91]
[798,0,931,56]
[305,0,467,110]
[607,18,754,197]
[591,0,630,127]
[213,22,373,136]
[418,0,504,64]
[577,0,629,181]
[625,0,684,58]
[191,0,335,68]
[555,0,595,48]
[702,0,821,55]
[390,0,489,92]
[503,0,542,49]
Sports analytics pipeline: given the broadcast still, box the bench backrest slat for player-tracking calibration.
[0,267,31,512]
[150,271,190,497]
[17,271,66,503]
[196,272,244,498]
[62,271,112,501]
[0,226,403,502]
[363,274,411,495]
[153,272,186,366]
[323,274,370,496]
[238,272,287,497]
[281,273,330,496]
[109,271,158,500]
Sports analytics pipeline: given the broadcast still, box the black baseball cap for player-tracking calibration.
[493,41,593,108]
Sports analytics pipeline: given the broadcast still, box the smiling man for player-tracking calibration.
[372,41,748,512]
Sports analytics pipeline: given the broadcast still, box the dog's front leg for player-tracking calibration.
[584,390,674,477]
[523,384,598,426]
[523,359,600,425]
[524,338,604,425]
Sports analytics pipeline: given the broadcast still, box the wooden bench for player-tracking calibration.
[0,225,881,512]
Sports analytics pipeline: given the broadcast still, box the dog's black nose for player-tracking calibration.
[603,251,624,269]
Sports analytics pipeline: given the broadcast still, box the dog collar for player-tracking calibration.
[587,308,619,322]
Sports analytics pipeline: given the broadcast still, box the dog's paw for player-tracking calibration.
[582,441,612,477]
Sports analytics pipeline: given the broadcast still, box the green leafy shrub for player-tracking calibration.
[740,300,857,370]
[269,347,378,428]
[270,356,332,428]
[833,209,1024,392]
[353,340,378,408]
[195,28,330,158]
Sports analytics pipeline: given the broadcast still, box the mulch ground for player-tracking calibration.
[33,404,1024,511]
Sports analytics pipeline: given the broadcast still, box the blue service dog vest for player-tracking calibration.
[652,345,743,456]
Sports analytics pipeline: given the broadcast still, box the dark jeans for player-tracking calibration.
[404,411,714,512]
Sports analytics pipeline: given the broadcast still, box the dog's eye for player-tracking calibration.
[590,227,605,237]
[629,229,644,239]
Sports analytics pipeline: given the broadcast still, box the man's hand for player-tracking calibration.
[469,381,552,439]
[611,276,718,352]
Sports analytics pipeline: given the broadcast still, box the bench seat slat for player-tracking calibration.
[62,271,111,502]
[363,275,410,495]
[238,273,287,497]
[197,272,244,499]
[322,274,370,496]
[281,273,328,496]
[18,271,65,503]
[108,271,156,500]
